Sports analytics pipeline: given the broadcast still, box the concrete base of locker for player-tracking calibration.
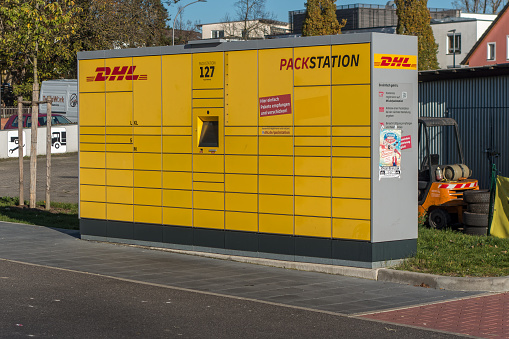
[80,219,416,269]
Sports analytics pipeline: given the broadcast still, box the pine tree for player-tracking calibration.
[302,0,323,36]
[320,0,346,35]
[396,0,439,70]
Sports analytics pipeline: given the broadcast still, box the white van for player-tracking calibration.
[39,79,78,123]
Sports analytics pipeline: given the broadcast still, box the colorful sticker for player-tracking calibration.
[379,129,401,180]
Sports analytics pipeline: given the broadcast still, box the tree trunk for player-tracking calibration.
[30,45,39,208]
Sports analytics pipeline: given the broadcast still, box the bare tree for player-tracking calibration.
[221,0,279,40]
[452,0,507,13]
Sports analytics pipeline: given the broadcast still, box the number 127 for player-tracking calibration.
[200,66,215,78]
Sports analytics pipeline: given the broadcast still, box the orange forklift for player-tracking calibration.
[418,117,479,228]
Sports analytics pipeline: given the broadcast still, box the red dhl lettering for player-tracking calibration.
[86,66,148,82]
[374,54,417,69]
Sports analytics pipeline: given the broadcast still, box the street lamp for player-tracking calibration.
[172,0,207,46]
[448,29,457,68]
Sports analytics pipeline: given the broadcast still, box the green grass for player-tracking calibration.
[395,226,509,277]
[0,197,78,230]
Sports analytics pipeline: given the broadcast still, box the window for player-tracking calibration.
[211,30,224,39]
[447,33,461,54]
[487,42,496,61]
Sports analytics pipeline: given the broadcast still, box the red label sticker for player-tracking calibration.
[259,94,292,117]
[401,135,412,150]
[379,107,385,113]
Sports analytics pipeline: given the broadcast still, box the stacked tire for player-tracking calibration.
[463,190,491,235]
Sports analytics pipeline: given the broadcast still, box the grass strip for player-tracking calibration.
[0,197,78,230]
[395,226,509,277]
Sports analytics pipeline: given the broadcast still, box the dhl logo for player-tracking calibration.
[374,54,417,70]
[86,66,148,82]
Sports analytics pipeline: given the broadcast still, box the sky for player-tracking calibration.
[167,0,457,27]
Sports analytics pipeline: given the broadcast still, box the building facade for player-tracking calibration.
[200,20,290,40]
[462,3,509,66]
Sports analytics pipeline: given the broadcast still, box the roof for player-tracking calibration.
[418,117,458,127]
[461,2,509,65]
[419,63,509,82]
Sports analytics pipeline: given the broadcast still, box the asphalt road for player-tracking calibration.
[0,153,78,204]
[0,260,463,339]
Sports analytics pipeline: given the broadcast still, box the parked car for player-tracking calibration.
[3,114,73,130]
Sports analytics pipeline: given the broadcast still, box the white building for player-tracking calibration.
[199,19,290,40]
[431,13,496,68]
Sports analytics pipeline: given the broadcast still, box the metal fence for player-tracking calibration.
[1,107,31,118]
[419,74,509,188]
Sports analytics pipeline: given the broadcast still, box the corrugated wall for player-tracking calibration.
[419,75,509,188]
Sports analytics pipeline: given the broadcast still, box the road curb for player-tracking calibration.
[118,244,509,292]
[377,268,509,292]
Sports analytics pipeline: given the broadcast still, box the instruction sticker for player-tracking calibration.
[379,129,401,180]
[259,94,292,117]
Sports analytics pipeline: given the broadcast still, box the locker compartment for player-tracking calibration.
[295,196,331,217]
[259,175,293,195]
[294,136,330,147]
[225,192,258,213]
[332,147,370,157]
[193,182,224,192]
[80,134,105,143]
[79,59,105,93]
[80,151,106,168]
[259,156,292,176]
[332,126,370,136]
[193,98,224,108]
[162,189,192,208]
[225,126,258,136]
[133,135,162,153]
[107,203,133,222]
[332,198,371,220]
[80,201,106,220]
[194,209,224,229]
[163,135,192,154]
[332,157,370,178]
[134,153,161,171]
[225,50,258,127]
[193,191,224,210]
[193,172,224,183]
[332,178,370,199]
[332,85,370,126]
[225,155,257,174]
[294,147,330,157]
[259,194,293,215]
[333,218,370,241]
[258,213,293,235]
[80,185,106,202]
[193,154,224,173]
[332,136,370,147]
[163,154,192,172]
[106,126,132,135]
[331,43,370,85]
[225,211,258,232]
[162,172,192,190]
[80,127,105,135]
[134,205,162,224]
[259,136,292,156]
[106,169,133,187]
[80,93,105,126]
[81,168,106,186]
[294,86,331,126]
[294,126,331,136]
[106,152,132,170]
[81,143,106,152]
[163,207,192,227]
[105,57,132,92]
[106,91,132,127]
[193,89,224,99]
[295,157,331,177]
[225,136,257,155]
[225,174,258,193]
[134,170,161,188]
[162,54,192,127]
[133,55,162,127]
[134,187,162,206]
[105,144,132,152]
[106,186,133,204]
[295,176,331,197]
[293,45,332,86]
[162,126,192,135]
[295,216,331,238]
